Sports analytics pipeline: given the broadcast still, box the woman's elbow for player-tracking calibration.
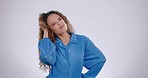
[100,55,106,64]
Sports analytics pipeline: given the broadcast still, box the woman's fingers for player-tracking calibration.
[39,21,47,31]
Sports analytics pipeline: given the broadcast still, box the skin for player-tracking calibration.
[40,14,70,46]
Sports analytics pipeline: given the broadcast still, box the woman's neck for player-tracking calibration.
[57,32,70,45]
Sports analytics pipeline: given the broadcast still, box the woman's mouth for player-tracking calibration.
[59,25,64,29]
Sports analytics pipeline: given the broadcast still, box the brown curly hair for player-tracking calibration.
[38,10,74,71]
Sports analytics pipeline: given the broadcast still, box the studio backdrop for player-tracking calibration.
[0,0,148,78]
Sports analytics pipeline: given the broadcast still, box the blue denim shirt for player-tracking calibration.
[38,33,106,78]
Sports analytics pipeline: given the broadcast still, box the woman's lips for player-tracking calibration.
[59,25,64,29]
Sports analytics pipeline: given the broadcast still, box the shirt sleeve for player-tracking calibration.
[82,36,106,78]
[38,38,56,66]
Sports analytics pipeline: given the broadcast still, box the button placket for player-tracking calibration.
[65,47,70,78]
[66,59,69,62]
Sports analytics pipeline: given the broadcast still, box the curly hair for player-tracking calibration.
[38,10,74,71]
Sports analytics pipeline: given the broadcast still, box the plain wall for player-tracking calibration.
[0,0,148,78]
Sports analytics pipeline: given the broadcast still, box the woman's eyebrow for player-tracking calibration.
[58,16,61,19]
[50,16,61,26]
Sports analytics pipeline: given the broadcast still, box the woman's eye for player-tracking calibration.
[52,23,56,26]
[52,23,55,26]
[58,17,62,21]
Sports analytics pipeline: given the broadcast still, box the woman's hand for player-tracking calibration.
[39,21,47,31]
[39,21,49,38]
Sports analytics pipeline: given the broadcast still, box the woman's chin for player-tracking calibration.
[56,30,67,35]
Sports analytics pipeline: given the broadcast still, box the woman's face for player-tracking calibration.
[47,14,68,35]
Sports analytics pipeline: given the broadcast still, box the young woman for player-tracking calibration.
[38,10,106,78]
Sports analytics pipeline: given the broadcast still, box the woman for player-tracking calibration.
[38,10,106,78]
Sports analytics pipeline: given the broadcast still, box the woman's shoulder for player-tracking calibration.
[74,33,91,41]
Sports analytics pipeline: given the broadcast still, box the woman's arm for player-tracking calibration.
[82,36,106,78]
[43,28,48,38]
[38,30,56,66]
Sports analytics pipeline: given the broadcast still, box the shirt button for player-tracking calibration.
[59,44,62,46]
[65,70,68,73]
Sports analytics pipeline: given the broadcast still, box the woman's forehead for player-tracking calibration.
[47,14,60,22]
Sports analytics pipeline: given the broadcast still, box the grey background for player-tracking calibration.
[0,0,148,78]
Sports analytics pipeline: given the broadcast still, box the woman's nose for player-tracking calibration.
[57,21,61,26]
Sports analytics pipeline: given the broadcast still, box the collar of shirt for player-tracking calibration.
[55,32,78,45]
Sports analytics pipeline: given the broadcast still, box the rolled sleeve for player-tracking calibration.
[38,38,56,66]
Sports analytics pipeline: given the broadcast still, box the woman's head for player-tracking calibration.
[38,10,74,41]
